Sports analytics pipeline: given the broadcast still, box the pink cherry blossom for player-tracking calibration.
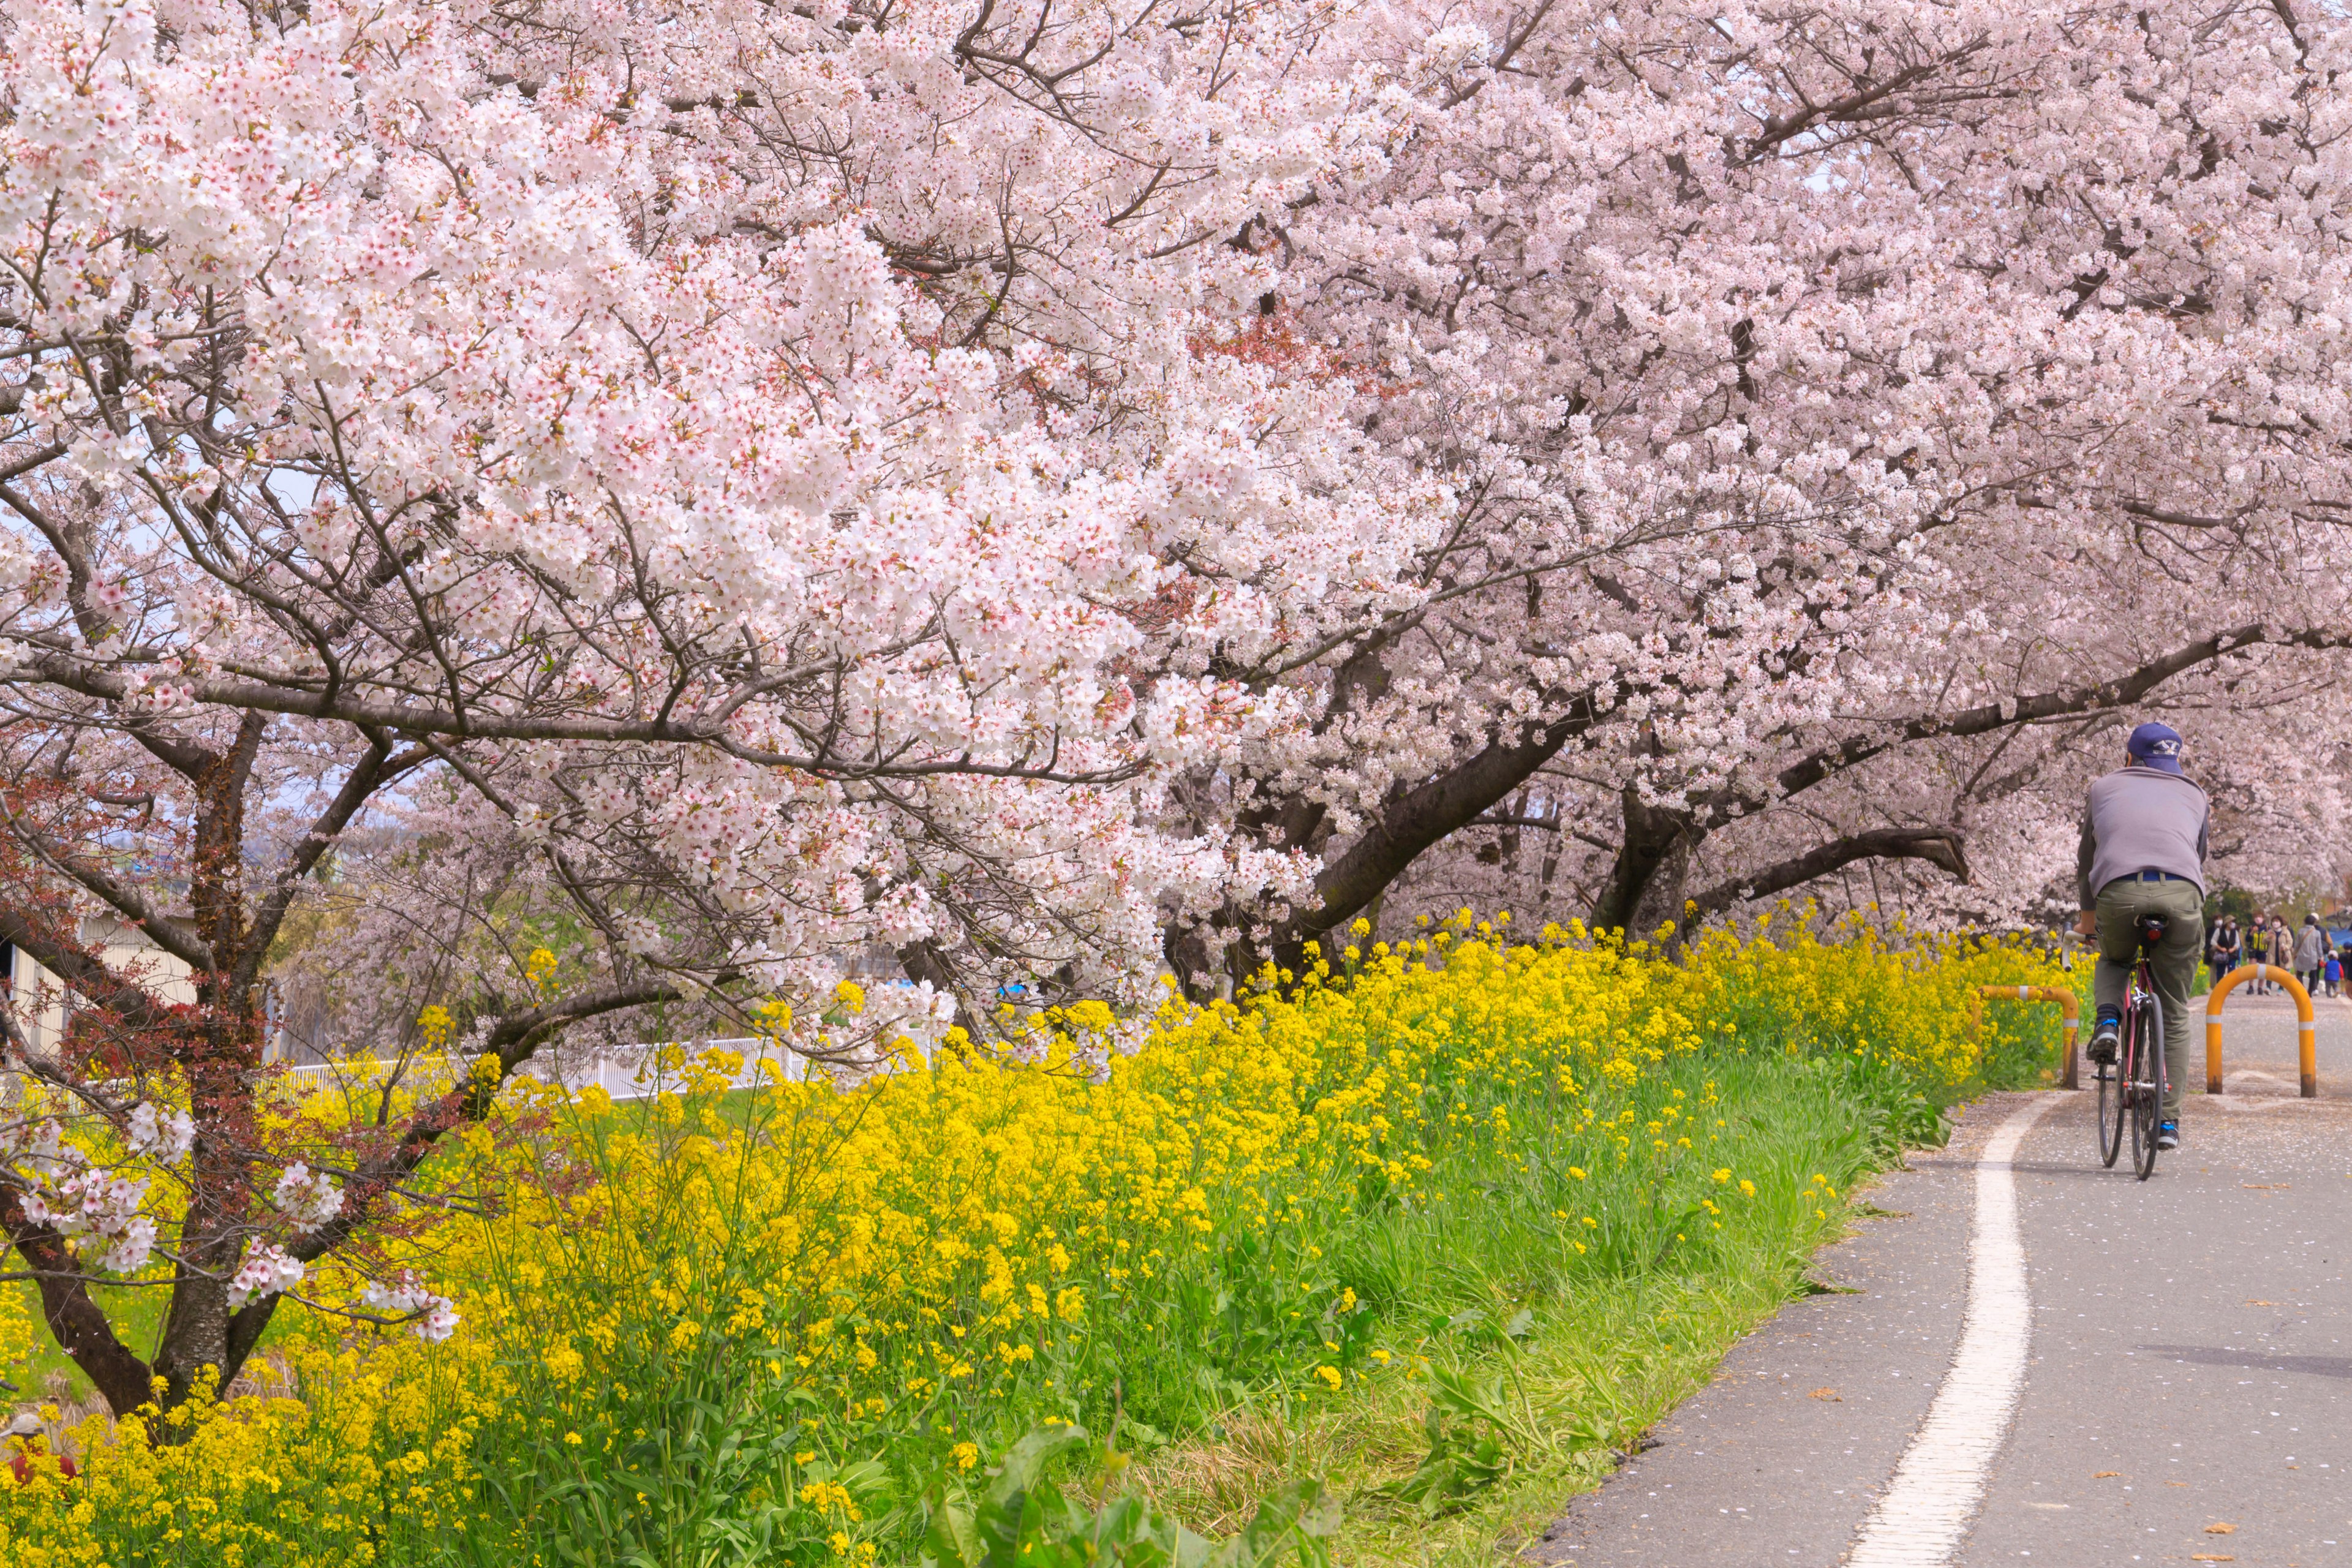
[6,0,2352,1420]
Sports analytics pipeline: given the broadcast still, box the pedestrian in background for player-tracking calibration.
[2212,914,2242,984]
[2297,913,2325,997]
[2250,918,2272,992]
[2326,947,2342,1000]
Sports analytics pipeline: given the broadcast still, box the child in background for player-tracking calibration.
[2329,949,2343,1000]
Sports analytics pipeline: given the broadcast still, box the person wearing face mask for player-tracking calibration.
[2209,913,2241,986]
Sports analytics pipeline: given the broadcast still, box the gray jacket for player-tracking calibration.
[2076,766,2210,907]
[2297,924,2324,969]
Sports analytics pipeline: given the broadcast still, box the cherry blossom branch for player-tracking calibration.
[1765,623,2352,811]
[1684,826,1970,925]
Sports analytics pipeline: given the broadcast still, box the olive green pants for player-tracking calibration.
[2092,877,2203,1117]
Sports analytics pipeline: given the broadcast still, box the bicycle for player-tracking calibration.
[2094,912,2169,1180]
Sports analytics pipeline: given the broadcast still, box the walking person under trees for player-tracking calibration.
[2256,918,2285,993]
[2297,915,2325,998]
[2211,914,2242,987]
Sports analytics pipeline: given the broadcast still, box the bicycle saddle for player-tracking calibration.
[2134,913,2171,946]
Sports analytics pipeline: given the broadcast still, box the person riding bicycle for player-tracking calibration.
[2075,722,2209,1152]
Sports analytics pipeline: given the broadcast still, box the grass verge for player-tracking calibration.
[1138,1051,1943,1564]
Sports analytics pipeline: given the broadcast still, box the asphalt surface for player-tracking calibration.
[1536,992,2352,1567]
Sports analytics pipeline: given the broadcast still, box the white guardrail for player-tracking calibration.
[2,1038,935,1110]
[276,1038,831,1102]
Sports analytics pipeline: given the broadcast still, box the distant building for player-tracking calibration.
[2,913,198,1060]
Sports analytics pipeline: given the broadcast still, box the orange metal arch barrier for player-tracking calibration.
[2205,964,2318,1098]
[1976,985,2082,1090]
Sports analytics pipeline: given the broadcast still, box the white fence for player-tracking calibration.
[276,1038,825,1103]
[4,1034,943,1112]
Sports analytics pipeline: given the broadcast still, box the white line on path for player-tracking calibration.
[1844,1094,2061,1567]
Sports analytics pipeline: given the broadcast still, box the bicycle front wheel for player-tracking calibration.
[2133,992,2165,1181]
[2097,1039,2125,1167]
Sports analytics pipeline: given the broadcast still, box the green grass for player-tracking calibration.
[390,1019,1976,1567]
[1130,1051,1967,1564]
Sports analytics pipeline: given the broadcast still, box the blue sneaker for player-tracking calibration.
[2089,1006,2122,1065]
[2156,1120,2180,1152]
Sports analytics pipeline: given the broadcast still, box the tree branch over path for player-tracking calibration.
[1758,624,2350,820]
[1686,826,1969,924]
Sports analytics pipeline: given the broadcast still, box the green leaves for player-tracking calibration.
[920,1425,1338,1568]
[1809,1048,1948,1155]
[1381,1367,1518,1517]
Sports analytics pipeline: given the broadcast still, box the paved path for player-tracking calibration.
[1536,993,2352,1567]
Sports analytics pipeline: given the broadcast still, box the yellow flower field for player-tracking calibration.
[0,913,2070,1566]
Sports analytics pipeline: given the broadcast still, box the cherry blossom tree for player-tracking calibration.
[1164,0,2352,969]
[14,0,2352,1419]
[0,0,1427,1413]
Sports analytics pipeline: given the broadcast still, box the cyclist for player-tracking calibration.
[2076,722,2209,1151]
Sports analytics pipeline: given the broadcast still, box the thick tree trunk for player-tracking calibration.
[20,1226,155,1415]
[151,729,270,1408]
[1589,788,1700,938]
[152,997,265,1410]
[1256,698,1604,978]
[153,1262,235,1409]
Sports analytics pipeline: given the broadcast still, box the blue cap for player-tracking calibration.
[2127,721,2185,774]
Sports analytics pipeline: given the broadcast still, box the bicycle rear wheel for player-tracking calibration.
[2132,991,2165,1181]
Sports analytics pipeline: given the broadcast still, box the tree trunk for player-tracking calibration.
[153,997,265,1410]
[1589,788,1700,940]
[1257,698,1605,978]
[1161,919,1226,1005]
[896,938,974,1036]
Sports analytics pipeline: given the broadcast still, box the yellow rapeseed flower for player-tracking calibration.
[0,904,2068,1566]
